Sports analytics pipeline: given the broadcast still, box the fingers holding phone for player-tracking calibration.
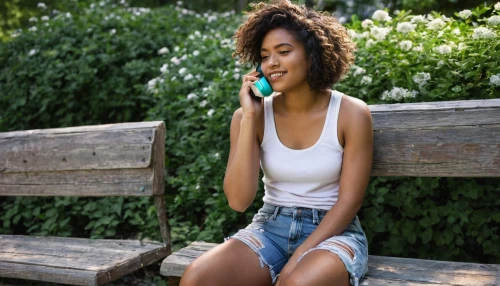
[239,70,263,116]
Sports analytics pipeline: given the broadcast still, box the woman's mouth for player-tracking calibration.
[269,72,286,81]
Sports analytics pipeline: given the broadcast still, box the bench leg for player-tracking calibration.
[168,276,181,286]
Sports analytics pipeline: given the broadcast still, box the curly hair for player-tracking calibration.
[232,0,356,90]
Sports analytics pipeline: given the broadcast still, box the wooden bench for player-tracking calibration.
[160,99,500,285]
[0,121,171,285]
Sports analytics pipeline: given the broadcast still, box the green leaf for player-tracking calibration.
[422,227,433,243]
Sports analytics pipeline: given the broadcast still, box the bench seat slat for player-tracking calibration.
[0,262,97,286]
[160,242,500,286]
[0,235,169,285]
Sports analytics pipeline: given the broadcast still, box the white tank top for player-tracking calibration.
[260,90,344,210]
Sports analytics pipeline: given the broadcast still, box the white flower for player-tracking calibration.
[427,18,446,30]
[396,22,415,34]
[174,46,180,52]
[353,67,366,76]
[29,17,38,22]
[171,57,181,65]
[489,74,500,86]
[187,93,198,100]
[28,49,38,56]
[413,45,424,52]
[357,31,370,39]
[434,44,452,54]
[441,15,453,22]
[160,64,169,73]
[458,9,472,19]
[29,26,37,32]
[184,73,194,81]
[207,15,217,23]
[361,76,372,85]
[147,78,159,92]
[411,15,428,24]
[37,2,47,9]
[370,26,391,41]
[361,19,374,29]
[158,47,169,55]
[109,29,116,35]
[178,67,187,75]
[452,28,461,35]
[472,27,497,39]
[41,16,49,21]
[458,43,467,51]
[412,72,431,86]
[207,109,215,117]
[193,50,200,56]
[363,39,374,48]
[214,153,220,159]
[348,29,357,38]
[177,1,183,6]
[199,100,208,107]
[437,60,445,68]
[233,73,240,80]
[487,15,500,26]
[381,87,418,101]
[372,10,391,22]
[180,54,188,61]
[495,2,500,11]
[11,29,21,38]
[399,40,413,51]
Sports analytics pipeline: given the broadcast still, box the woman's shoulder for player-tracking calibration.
[337,92,370,119]
[337,92,372,139]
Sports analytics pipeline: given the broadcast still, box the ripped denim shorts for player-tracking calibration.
[225,203,369,286]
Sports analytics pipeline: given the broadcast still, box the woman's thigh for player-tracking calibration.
[280,249,350,286]
[180,239,273,286]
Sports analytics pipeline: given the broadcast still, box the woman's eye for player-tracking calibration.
[261,56,269,60]
[279,51,290,55]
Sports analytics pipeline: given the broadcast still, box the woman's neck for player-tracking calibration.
[276,87,331,116]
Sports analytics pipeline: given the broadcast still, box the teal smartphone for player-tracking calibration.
[250,64,274,97]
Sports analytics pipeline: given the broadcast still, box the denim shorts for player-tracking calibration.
[225,203,369,286]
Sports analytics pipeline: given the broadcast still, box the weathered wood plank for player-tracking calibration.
[370,99,500,177]
[152,122,166,195]
[0,182,153,196]
[0,261,97,285]
[0,121,164,139]
[161,242,500,286]
[369,98,500,112]
[0,168,155,196]
[0,235,169,285]
[0,124,159,173]
[0,168,151,185]
[0,144,152,173]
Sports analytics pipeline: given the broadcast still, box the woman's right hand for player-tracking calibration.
[239,70,264,118]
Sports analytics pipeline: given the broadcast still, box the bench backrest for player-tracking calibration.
[0,121,165,196]
[370,99,500,177]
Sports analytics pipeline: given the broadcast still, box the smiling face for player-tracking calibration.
[260,28,309,93]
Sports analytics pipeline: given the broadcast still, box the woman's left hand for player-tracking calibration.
[275,248,307,286]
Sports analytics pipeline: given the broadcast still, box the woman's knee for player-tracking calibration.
[179,259,209,286]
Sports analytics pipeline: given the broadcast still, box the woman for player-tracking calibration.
[181,1,373,285]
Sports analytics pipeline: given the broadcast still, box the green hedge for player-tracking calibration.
[1,2,499,264]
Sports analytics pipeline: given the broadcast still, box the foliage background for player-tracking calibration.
[0,2,499,283]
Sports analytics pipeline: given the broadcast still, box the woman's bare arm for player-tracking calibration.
[223,108,262,212]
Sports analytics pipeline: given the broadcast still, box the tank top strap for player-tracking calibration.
[261,95,276,147]
[325,90,344,151]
